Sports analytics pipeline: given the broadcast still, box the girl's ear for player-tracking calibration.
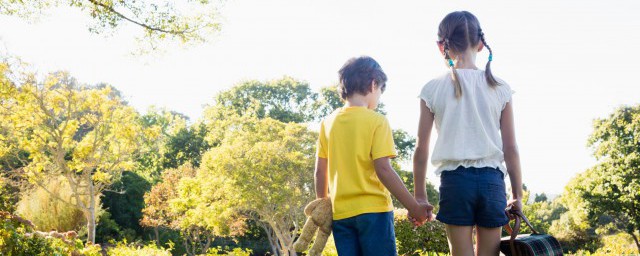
[477,42,484,52]
[437,42,445,56]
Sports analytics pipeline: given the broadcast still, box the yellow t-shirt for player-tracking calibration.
[317,106,397,220]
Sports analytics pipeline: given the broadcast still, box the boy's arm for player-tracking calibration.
[501,102,523,211]
[413,100,434,204]
[373,157,430,223]
[315,157,329,198]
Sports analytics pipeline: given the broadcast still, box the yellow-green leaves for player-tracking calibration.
[1,0,223,53]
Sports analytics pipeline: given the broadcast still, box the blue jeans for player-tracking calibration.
[332,211,396,256]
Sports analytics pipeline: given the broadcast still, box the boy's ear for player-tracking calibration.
[369,80,377,92]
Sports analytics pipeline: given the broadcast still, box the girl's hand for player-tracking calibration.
[506,198,523,219]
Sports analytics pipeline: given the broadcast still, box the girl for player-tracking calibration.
[412,11,523,256]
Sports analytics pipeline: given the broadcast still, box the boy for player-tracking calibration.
[315,56,433,255]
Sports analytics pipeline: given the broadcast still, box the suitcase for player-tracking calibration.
[500,207,563,256]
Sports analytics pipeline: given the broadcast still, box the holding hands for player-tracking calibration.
[408,199,435,227]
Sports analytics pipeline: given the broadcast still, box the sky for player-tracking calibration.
[1,0,639,195]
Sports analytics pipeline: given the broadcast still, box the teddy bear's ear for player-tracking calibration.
[304,199,322,216]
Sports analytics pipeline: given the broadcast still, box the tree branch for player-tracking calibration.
[86,0,193,35]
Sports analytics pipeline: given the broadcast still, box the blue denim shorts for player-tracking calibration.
[332,211,396,256]
[436,166,510,228]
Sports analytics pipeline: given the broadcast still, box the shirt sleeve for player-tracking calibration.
[418,81,436,114]
[317,120,328,158]
[371,117,397,160]
[497,81,514,110]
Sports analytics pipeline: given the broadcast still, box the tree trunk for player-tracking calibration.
[87,181,97,244]
[271,222,296,256]
[631,230,640,253]
[260,223,280,256]
[154,227,160,245]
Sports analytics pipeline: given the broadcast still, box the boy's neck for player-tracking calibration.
[345,94,370,108]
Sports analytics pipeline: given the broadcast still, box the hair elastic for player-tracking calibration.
[488,54,493,62]
[448,59,454,67]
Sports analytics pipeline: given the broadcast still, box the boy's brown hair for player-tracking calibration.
[338,56,387,101]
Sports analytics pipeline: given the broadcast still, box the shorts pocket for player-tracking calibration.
[486,182,507,203]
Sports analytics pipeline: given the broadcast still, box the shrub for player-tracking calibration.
[0,211,101,256]
[394,209,449,256]
[108,240,172,256]
[15,177,87,232]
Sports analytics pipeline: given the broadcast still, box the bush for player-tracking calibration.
[0,175,20,213]
[204,246,252,255]
[394,209,449,255]
[593,232,638,255]
[107,240,173,256]
[15,177,87,232]
[0,211,101,256]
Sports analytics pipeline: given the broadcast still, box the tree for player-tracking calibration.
[141,165,192,246]
[571,105,640,252]
[549,173,600,252]
[101,171,150,240]
[0,0,222,51]
[200,115,315,255]
[135,108,194,181]
[1,71,141,243]
[170,164,247,255]
[212,77,319,123]
[534,193,548,203]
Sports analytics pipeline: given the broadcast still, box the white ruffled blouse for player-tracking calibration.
[419,69,514,176]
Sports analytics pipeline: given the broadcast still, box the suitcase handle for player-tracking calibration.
[503,206,539,256]
[504,205,538,237]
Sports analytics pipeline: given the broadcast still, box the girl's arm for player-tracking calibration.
[413,100,435,204]
[315,157,329,198]
[500,101,523,210]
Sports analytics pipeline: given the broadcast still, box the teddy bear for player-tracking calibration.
[293,197,332,256]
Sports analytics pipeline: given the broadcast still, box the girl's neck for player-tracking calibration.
[453,49,479,70]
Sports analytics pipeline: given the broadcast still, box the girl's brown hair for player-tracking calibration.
[438,11,499,98]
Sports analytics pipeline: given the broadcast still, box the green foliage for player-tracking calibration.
[107,240,172,256]
[200,113,315,254]
[534,193,548,203]
[213,77,319,123]
[393,130,416,162]
[101,171,151,240]
[2,70,142,243]
[95,211,125,243]
[565,104,640,252]
[0,0,222,52]
[549,175,600,252]
[593,232,639,255]
[315,86,343,118]
[204,246,252,256]
[0,174,19,212]
[521,198,566,235]
[16,177,87,232]
[393,209,449,255]
[0,211,102,256]
[135,107,211,182]
[393,170,439,209]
